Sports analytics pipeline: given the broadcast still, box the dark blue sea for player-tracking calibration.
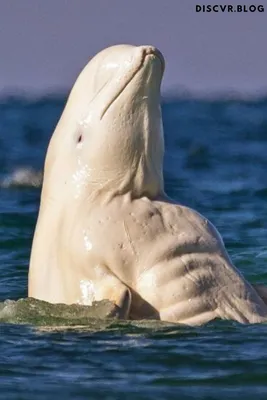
[1,94,267,399]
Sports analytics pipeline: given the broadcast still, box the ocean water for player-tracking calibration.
[1,94,267,399]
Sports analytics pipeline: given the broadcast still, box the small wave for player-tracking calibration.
[0,297,120,326]
[0,167,43,188]
[0,297,181,333]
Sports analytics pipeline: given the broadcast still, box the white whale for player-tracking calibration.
[28,44,267,325]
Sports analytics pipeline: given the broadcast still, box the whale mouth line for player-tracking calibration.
[100,50,163,120]
[145,49,165,74]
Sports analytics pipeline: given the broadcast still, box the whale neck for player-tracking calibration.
[89,162,164,203]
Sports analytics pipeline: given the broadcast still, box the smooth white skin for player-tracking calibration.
[28,44,267,325]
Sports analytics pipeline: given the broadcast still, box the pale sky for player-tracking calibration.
[0,0,266,95]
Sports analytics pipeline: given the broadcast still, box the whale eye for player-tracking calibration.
[76,133,83,149]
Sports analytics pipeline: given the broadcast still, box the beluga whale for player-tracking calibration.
[28,44,267,325]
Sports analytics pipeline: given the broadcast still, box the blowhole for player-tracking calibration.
[78,134,83,143]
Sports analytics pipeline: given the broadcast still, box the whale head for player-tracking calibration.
[43,44,165,203]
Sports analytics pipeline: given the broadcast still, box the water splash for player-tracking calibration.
[0,167,43,188]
